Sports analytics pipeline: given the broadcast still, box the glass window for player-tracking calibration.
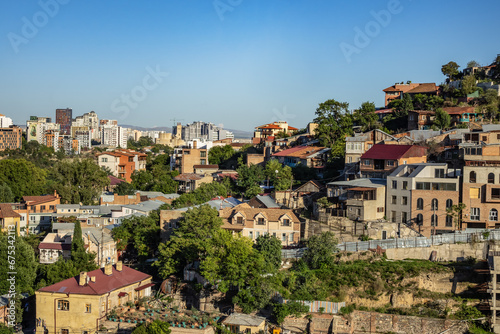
[489,173,495,184]
[402,181,408,190]
[257,218,265,225]
[248,231,253,239]
[391,196,397,205]
[416,214,423,225]
[417,198,423,210]
[57,300,69,311]
[446,199,453,209]
[237,216,243,224]
[363,160,370,166]
[387,160,394,166]
[435,169,445,178]
[470,188,480,199]
[282,219,290,226]
[492,188,500,199]
[490,209,498,221]
[431,214,438,226]
[431,199,438,211]
[446,215,453,227]
[470,208,480,221]
[200,151,206,157]
[402,197,408,205]
[289,233,294,242]
[392,180,397,189]
[282,233,286,242]
[470,171,476,183]
[85,304,91,313]
[402,212,407,223]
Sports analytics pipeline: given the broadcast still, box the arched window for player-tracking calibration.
[470,171,476,183]
[489,173,495,184]
[490,209,498,221]
[431,198,438,211]
[431,214,438,226]
[416,214,423,225]
[446,199,453,209]
[446,215,453,227]
[417,198,423,210]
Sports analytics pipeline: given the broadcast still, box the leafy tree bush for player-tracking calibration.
[272,301,309,325]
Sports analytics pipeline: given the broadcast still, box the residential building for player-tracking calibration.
[0,114,13,128]
[39,232,72,264]
[383,82,439,107]
[222,313,266,334]
[359,144,427,179]
[155,131,185,147]
[36,262,153,334]
[0,204,21,235]
[27,116,60,144]
[72,111,99,140]
[55,108,72,135]
[172,121,234,142]
[83,227,118,268]
[97,149,147,182]
[248,195,280,209]
[218,203,301,246]
[173,173,212,192]
[170,141,209,174]
[408,107,481,130]
[0,126,22,151]
[43,129,60,151]
[100,121,128,148]
[99,192,179,206]
[386,163,460,237]
[274,180,325,210]
[271,145,331,169]
[344,129,396,178]
[252,121,298,144]
[12,192,61,234]
[75,129,92,150]
[193,164,219,175]
[327,178,386,222]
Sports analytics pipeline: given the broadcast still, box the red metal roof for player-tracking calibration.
[361,144,414,160]
[38,243,71,251]
[135,282,155,291]
[271,145,308,157]
[38,265,151,295]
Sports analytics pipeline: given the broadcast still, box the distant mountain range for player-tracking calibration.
[120,124,253,139]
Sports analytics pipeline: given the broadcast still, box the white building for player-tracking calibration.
[0,114,13,128]
[101,123,128,148]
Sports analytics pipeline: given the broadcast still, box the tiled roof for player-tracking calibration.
[22,195,59,205]
[219,203,300,223]
[108,175,125,186]
[272,146,329,159]
[258,124,282,129]
[406,83,438,94]
[361,144,422,160]
[174,173,204,181]
[443,106,475,115]
[0,204,21,218]
[288,126,299,131]
[38,264,151,295]
[39,242,71,251]
[193,164,219,169]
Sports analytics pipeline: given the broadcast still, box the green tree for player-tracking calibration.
[491,55,500,83]
[171,182,227,208]
[313,99,353,157]
[36,258,80,289]
[132,320,171,334]
[353,101,379,131]
[412,94,428,110]
[254,234,282,272]
[0,323,14,334]
[302,232,338,269]
[47,159,109,205]
[399,93,414,117]
[481,89,500,120]
[0,159,47,201]
[461,75,478,96]
[424,95,444,111]
[433,108,451,130]
[71,221,98,272]
[208,145,236,165]
[467,60,480,68]
[291,164,317,182]
[441,61,460,79]
[156,205,224,278]
[0,183,14,203]
[236,158,265,198]
[447,203,466,230]
[265,159,293,191]
[272,301,309,325]
[114,181,136,195]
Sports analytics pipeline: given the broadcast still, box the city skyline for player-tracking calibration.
[1,1,499,131]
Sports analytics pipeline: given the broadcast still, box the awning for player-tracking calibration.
[118,292,128,297]
[134,283,155,291]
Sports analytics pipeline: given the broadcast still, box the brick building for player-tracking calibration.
[97,149,147,182]
[0,126,22,151]
[55,108,72,135]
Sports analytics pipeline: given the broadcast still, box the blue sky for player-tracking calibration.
[1,1,499,132]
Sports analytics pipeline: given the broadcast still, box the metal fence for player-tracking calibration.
[281,299,345,314]
[282,229,500,259]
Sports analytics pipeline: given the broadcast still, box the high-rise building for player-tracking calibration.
[72,111,99,140]
[100,122,127,148]
[26,116,60,143]
[0,126,22,151]
[56,108,72,135]
[174,121,233,142]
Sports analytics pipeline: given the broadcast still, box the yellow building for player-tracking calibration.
[36,262,153,334]
[0,204,21,235]
[222,313,266,334]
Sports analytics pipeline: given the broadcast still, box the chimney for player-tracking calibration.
[79,272,87,286]
[193,140,197,149]
[104,263,113,276]
[116,261,123,272]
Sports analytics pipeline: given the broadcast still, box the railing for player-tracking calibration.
[282,230,500,259]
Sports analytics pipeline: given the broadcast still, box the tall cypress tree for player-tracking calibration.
[71,222,97,272]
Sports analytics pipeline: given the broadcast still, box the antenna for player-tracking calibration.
[170,118,184,126]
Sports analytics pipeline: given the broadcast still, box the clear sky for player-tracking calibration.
[1,0,499,131]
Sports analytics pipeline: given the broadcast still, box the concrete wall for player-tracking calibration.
[385,241,488,262]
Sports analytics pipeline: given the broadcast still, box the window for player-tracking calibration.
[101,157,108,162]
[282,233,286,242]
[489,173,495,184]
[255,231,260,239]
[85,304,91,313]
[402,196,408,205]
[431,214,438,226]
[470,171,476,183]
[40,205,46,211]
[236,216,243,224]
[289,233,294,242]
[435,169,445,178]
[57,300,69,311]
[417,198,423,210]
[416,182,431,190]
[257,218,265,225]
[382,231,387,240]
[402,212,407,223]
[348,156,352,163]
[377,207,384,212]
[61,330,69,334]
[431,199,438,211]
[387,160,394,166]
[391,211,396,223]
[492,188,500,199]
[200,151,206,157]
[402,181,408,190]
[391,196,397,205]
[446,215,453,227]
[363,160,370,166]
[200,159,206,165]
[248,231,253,239]
[282,219,290,227]
[416,214,423,225]
[446,199,453,209]
[490,209,498,221]
[392,180,397,189]
[470,208,480,221]
[470,188,480,199]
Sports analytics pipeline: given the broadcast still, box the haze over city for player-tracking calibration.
[1,0,499,130]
